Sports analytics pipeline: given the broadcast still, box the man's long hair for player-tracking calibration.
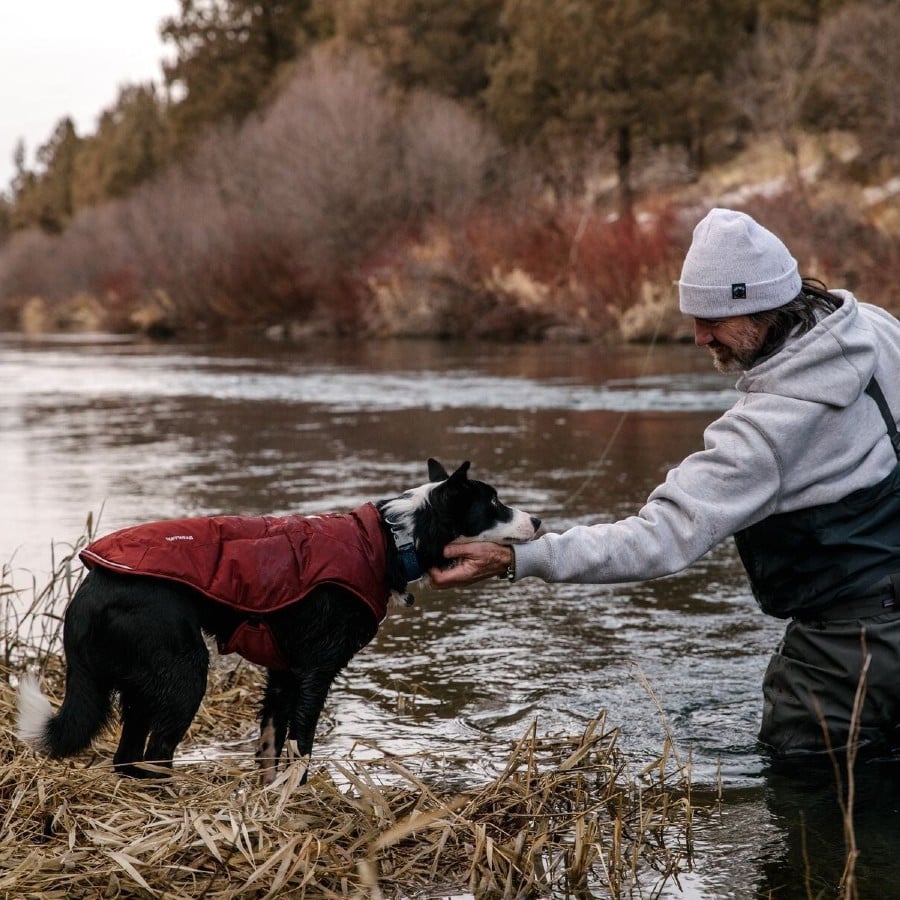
[750,278,841,363]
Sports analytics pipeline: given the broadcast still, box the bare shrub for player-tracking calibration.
[124,168,234,318]
[742,191,900,316]
[245,48,407,281]
[452,201,683,335]
[54,204,146,331]
[244,48,501,267]
[459,203,571,284]
[400,90,503,219]
[210,46,503,325]
[0,230,60,316]
[570,208,682,315]
[0,46,504,334]
[727,20,820,204]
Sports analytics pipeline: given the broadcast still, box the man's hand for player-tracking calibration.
[428,542,513,588]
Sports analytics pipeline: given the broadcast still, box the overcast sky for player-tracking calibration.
[0,1,179,191]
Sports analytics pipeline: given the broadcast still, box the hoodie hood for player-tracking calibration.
[736,292,876,407]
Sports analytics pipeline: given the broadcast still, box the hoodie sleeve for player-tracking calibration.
[513,410,782,584]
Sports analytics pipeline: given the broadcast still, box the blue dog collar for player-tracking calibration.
[384,516,422,583]
[396,542,422,583]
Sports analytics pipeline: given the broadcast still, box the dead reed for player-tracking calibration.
[0,530,698,898]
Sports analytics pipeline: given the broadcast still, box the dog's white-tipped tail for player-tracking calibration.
[16,674,53,752]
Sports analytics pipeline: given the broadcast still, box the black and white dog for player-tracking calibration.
[18,460,539,783]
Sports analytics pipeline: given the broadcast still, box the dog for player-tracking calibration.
[17,459,539,783]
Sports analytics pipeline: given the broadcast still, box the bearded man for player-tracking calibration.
[431,207,900,762]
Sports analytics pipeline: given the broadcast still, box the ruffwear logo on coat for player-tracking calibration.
[165,535,195,542]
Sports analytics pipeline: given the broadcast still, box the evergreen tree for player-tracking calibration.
[484,0,751,211]
[332,0,504,100]
[73,85,171,208]
[161,0,327,151]
[0,194,11,245]
[11,118,80,233]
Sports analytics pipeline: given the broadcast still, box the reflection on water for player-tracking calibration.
[2,332,898,897]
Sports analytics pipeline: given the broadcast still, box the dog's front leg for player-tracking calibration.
[256,669,294,785]
[286,668,339,786]
[257,668,334,786]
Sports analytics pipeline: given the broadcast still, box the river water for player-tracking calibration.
[2,332,899,898]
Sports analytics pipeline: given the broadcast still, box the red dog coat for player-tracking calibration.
[79,503,390,670]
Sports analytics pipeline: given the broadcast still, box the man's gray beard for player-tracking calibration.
[709,346,758,373]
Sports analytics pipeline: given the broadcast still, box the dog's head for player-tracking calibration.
[425,459,541,546]
[379,459,540,598]
[377,459,541,606]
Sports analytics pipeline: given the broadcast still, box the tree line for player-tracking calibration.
[4,0,897,237]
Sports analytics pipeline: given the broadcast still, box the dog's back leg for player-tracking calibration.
[94,576,213,778]
[131,645,209,777]
[113,695,152,776]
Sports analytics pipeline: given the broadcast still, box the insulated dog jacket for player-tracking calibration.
[79,503,390,670]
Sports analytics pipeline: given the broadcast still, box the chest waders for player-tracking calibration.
[744,378,900,758]
[734,377,900,620]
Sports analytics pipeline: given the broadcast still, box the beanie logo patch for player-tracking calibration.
[731,283,747,300]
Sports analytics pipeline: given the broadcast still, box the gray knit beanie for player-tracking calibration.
[678,208,801,318]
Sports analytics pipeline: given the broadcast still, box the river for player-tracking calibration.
[2,332,898,898]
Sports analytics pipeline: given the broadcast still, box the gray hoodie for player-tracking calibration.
[514,293,900,584]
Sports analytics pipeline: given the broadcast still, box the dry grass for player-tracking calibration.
[0,532,698,898]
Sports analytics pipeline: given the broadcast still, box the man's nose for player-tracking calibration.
[693,320,713,346]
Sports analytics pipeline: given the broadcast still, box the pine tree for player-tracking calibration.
[161,0,326,152]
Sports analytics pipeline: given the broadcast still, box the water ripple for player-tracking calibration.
[0,347,737,413]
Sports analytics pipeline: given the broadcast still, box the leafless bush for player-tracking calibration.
[0,46,504,333]
[123,168,232,316]
[0,230,60,308]
[400,90,503,219]
[248,48,406,277]
[742,191,900,315]
[727,19,820,203]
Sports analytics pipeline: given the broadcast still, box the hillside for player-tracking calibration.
[2,0,899,343]
[7,124,898,346]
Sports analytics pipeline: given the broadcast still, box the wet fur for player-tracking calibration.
[17,459,539,784]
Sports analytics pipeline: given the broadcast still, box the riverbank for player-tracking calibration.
[3,132,899,345]
[2,539,696,898]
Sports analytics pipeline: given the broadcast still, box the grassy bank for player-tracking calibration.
[1,538,698,898]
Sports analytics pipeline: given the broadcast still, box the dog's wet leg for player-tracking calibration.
[256,669,295,785]
[113,694,151,778]
[139,647,209,778]
[287,667,342,786]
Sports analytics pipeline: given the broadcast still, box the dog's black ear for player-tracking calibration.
[427,458,450,481]
[448,461,471,482]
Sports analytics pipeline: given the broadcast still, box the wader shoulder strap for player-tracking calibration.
[865,376,900,459]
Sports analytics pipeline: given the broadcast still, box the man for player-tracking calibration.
[430,207,900,761]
